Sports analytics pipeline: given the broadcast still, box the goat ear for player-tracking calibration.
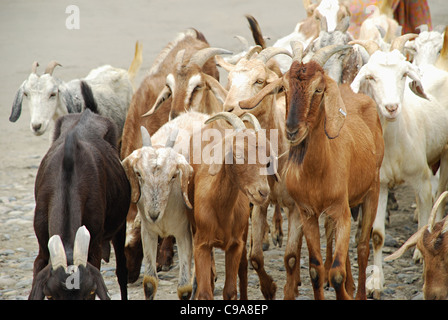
[178,163,193,209]
[350,66,367,94]
[323,77,347,139]
[10,80,26,122]
[86,263,111,300]
[203,73,228,105]
[384,226,426,262]
[28,264,51,300]
[406,62,429,100]
[121,155,141,204]
[239,77,283,110]
[141,86,171,117]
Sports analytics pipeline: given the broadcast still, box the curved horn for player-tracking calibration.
[141,126,152,147]
[73,226,90,267]
[428,191,448,233]
[291,41,304,63]
[390,33,418,53]
[204,111,246,131]
[240,113,261,131]
[31,61,39,74]
[311,44,352,67]
[188,47,233,69]
[165,127,179,148]
[44,60,62,75]
[234,35,250,50]
[245,45,263,60]
[48,235,68,271]
[255,47,292,63]
[348,40,381,56]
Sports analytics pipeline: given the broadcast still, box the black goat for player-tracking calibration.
[29,82,131,300]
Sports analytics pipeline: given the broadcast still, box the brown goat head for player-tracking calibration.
[385,191,448,300]
[239,44,350,162]
[142,47,231,120]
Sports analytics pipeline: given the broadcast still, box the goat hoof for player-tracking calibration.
[143,275,158,300]
[177,284,193,300]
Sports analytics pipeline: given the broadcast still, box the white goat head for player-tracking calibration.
[312,0,351,33]
[122,127,193,223]
[10,61,74,136]
[408,25,445,67]
[350,34,428,121]
[217,46,291,114]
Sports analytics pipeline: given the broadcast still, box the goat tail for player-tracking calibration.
[80,81,98,114]
[245,15,266,49]
[128,41,143,87]
[63,129,78,179]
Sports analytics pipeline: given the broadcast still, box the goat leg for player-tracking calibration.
[249,204,277,299]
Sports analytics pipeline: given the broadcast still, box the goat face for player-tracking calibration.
[418,223,448,300]
[314,0,351,33]
[351,50,425,121]
[122,146,193,223]
[208,130,273,206]
[15,73,60,135]
[223,59,278,114]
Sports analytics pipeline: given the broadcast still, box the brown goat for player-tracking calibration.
[385,191,448,300]
[187,112,278,300]
[240,43,384,299]
[120,29,223,282]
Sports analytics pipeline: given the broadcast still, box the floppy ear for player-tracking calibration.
[10,80,26,122]
[239,77,283,110]
[178,163,193,209]
[406,63,429,100]
[350,66,367,94]
[86,263,111,300]
[28,264,51,300]
[203,73,228,105]
[121,154,141,203]
[141,86,171,117]
[323,76,347,139]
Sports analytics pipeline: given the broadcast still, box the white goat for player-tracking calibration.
[350,35,448,299]
[273,0,351,73]
[121,126,194,300]
[10,43,142,141]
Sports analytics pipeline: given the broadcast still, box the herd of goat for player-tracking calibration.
[9,0,448,300]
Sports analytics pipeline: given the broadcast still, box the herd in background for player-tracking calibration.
[8,0,448,300]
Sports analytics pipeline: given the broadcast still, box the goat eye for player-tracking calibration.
[365,75,375,82]
[135,171,142,178]
[315,88,323,94]
[49,92,57,98]
[255,79,264,85]
[402,72,408,79]
[46,295,53,300]
[23,92,28,97]
[90,290,95,295]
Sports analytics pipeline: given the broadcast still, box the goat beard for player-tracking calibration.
[288,136,309,165]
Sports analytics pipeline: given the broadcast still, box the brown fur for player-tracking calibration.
[284,62,383,300]
[239,58,384,299]
[120,29,220,283]
[187,120,274,300]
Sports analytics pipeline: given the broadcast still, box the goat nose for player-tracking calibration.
[32,123,42,131]
[258,188,269,199]
[385,104,399,113]
[286,128,298,141]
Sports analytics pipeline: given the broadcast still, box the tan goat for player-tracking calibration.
[239,43,384,299]
[120,28,224,282]
[187,112,279,300]
[218,46,306,299]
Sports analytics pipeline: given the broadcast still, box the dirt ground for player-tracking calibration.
[0,0,447,301]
